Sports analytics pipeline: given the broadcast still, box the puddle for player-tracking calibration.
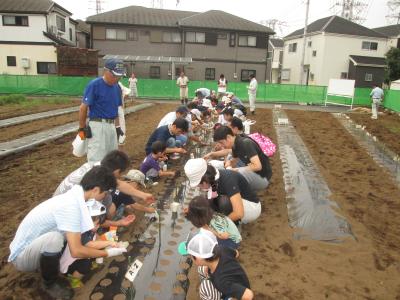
[273,109,354,241]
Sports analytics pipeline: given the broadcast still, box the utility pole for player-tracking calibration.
[151,0,164,8]
[299,0,310,85]
[96,0,102,14]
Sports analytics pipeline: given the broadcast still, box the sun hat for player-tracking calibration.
[123,169,146,187]
[190,109,202,120]
[184,158,207,188]
[178,230,218,258]
[104,58,126,77]
[86,200,106,217]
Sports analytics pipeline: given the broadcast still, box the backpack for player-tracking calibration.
[248,132,276,157]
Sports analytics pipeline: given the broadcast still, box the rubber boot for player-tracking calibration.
[40,252,74,300]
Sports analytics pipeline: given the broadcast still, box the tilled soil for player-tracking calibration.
[0,104,400,299]
[348,111,400,155]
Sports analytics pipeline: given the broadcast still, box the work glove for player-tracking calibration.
[116,126,124,138]
[78,128,86,140]
[106,247,127,258]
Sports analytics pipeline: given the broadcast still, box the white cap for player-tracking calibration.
[184,158,207,187]
[191,109,202,120]
[124,169,146,187]
[187,230,218,259]
[86,200,106,217]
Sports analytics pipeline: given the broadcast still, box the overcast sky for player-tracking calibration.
[56,0,393,36]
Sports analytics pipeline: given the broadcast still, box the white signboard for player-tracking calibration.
[125,259,143,282]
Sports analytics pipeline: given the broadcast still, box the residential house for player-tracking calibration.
[268,38,284,83]
[373,24,400,49]
[86,6,274,82]
[282,15,388,87]
[76,19,91,49]
[0,0,77,75]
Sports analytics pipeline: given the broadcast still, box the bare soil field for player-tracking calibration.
[0,103,399,300]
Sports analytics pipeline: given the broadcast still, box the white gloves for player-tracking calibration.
[106,247,127,258]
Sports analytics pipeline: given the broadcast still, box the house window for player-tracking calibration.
[288,43,297,52]
[308,41,312,47]
[217,33,227,39]
[312,50,317,57]
[2,15,28,26]
[150,66,161,79]
[186,32,205,43]
[309,73,314,81]
[281,69,290,80]
[238,35,257,47]
[69,28,73,41]
[229,33,236,47]
[267,51,273,59]
[340,72,348,79]
[106,29,127,40]
[365,73,373,81]
[7,56,17,67]
[162,32,181,43]
[37,62,57,74]
[241,69,256,82]
[205,68,215,80]
[56,15,65,32]
[362,41,378,50]
[128,30,138,41]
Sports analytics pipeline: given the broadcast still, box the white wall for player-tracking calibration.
[47,11,76,44]
[320,34,387,85]
[0,14,49,42]
[0,44,57,75]
[387,37,399,50]
[282,33,387,86]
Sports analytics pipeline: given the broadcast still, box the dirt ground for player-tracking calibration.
[0,103,400,299]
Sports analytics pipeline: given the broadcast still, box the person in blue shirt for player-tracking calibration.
[78,59,126,162]
[144,118,189,155]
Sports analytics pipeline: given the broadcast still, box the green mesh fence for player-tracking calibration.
[0,75,399,112]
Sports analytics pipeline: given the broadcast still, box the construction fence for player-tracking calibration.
[0,75,399,112]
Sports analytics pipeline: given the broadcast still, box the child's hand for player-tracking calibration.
[218,232,230,240]
[120,215,136,226]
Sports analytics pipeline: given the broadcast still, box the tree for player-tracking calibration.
[385,47,400,84]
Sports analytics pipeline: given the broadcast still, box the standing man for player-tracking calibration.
[78,59,126,163]
[217,74,228,99]
[370,84,384,120]
[247,74,258,115]
[177,71,189,104]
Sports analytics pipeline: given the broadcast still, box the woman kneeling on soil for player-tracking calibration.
[184,158,261,224]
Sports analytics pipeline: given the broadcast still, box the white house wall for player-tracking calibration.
[0,14,49,42]
[320,34,387,85]
[47,12,76,44]
[0,44,57,75]
[282,33,387,86]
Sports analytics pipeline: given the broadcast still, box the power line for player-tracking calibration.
[330,0,369,24]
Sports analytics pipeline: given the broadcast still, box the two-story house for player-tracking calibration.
[267,38,284,83]
[282,15,388,87]
[86,6,274,82]
[373,24,400,50]
[0,0,78,75]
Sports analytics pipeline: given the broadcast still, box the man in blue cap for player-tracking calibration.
[78,58,126,162]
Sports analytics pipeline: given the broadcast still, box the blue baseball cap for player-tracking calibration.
[104,58,126,77]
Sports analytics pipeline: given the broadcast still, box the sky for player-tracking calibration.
[55,0,393,37]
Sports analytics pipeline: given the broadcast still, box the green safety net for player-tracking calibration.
[0,75,399,112]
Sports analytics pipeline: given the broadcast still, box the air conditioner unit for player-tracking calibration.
[21,58,30,69]
[50,25,57,35]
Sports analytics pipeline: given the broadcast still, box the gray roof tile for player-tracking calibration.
[270,38,284,48]
[86,6,273,33]
[0,0,71,15]
[349,55,386,66]
[372,24,400,37]
[285,15,386,39]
